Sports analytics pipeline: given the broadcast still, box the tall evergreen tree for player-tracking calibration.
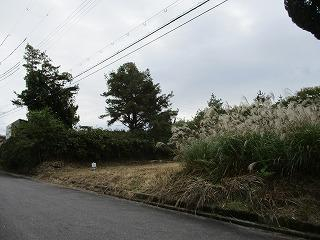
[254,90,272,103]
[13,44,79,127]
[208,93,225,114]
[101,62,177,141]
[285,0,320,40]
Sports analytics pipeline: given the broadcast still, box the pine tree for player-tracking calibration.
[101,62,177,141]
[13,44,79,128]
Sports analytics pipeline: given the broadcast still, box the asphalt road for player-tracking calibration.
[0,172,296,240]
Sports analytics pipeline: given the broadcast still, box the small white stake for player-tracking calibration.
[91,162,97,171]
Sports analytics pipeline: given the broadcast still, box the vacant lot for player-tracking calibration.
[36,161,182,198]
[35,160,320,228]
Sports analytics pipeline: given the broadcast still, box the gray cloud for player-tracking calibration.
[0,0,319,134]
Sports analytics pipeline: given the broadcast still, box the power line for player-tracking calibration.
[0,34,10,49]
[0,0,230,121]
[26,7,54,41]
[0,107,22,119]
[0,62,20,78]
[37,0,97,49]
[0,66,21,82]
[73,0,230,84]
[45,0,101,51]
[0,38,27,65]
[72,0,184,69]
[72,0,214,80]
[1,0,34,50]
[37,0,90,48]
[41,0,98,49]
[0,6,53,69]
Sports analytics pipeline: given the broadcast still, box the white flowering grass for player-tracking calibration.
[171,99,320,180]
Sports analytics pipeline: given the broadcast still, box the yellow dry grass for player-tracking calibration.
[35,161,320,225]
[36,161,182,198]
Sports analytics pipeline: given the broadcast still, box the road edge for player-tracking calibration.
[1,170,319,240]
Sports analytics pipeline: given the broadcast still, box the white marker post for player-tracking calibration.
[91,162,97,171]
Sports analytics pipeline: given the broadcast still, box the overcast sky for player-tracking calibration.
[0,0,319,134]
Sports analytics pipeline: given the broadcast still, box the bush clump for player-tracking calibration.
[0,109,171,173]
[64,129,156,162]
[0,109,66,173]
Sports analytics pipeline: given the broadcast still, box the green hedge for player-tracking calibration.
[0,109,170,173]
[64,129,156,162]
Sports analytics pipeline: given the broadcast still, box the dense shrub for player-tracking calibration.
[0,109,67,173]
[0,137,38,173]
[64,129,156,162]
[0,109,172,173]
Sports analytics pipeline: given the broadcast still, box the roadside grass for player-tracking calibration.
[180,123,320,182]
[35,161,320,226]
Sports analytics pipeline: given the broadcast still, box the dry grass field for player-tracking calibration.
[35,161,320,226]
[35,161,182,198]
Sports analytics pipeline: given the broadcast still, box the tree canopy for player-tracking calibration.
[175,93,225,131]
[101,62,177,141]
[13,44,79,128]
[208,93,225,114]
[280,86,320,106]
[285,0,320,40]
[254,90,272,103]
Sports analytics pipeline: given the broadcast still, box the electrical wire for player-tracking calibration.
[72,0,184,69]
[0,107,22,119]
[73,0,230,84]
[0,34,10,49]
[26,7,54,40]
[0,69,21,84]
[45,0,101,51]
[42,0,98,49]
[37,0,91,47]
[0,62,20,78]
[0,38,27,65]
[0,6,53,69]
[72,0,214,80]
[37,0,97,49]
[0,66,21,82]
[1,0,34,50]
[0,0,230,121]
